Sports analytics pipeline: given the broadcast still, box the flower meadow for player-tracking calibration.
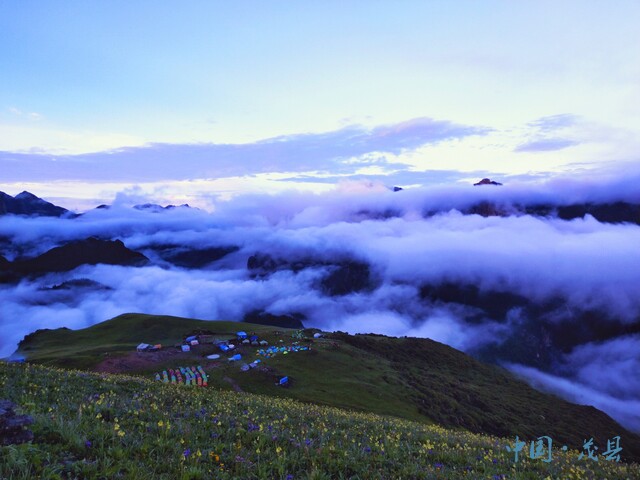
[1,361,638,479]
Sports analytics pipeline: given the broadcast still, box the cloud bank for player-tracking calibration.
[1,169,639,431]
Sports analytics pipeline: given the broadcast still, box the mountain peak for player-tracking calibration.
[0,191,68,217]
[474,178,502,186]
[15,191,39,200]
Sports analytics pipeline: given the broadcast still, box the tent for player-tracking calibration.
[249,335,258,342]
[236,331,247,339]
[137,343,151,352]
[228,354,242,361]
[185,335,198,342]
[313,333,323,338]
[219,344,230,352]
[206,354,220,360]
[181,344,191,352]
[279,376,289,385]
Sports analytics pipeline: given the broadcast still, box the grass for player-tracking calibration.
[1,361,638,479]
[10,313,640,466]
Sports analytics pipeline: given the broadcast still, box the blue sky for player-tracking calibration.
[1,1,639,207]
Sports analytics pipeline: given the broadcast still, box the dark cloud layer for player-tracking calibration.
[1,169,639,431]
[0,117,487,182]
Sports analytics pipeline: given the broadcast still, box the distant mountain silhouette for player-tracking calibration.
[150,244,238,268]
[247,253,372,296]
[133,203,192,212]
[0,191,69,217]
[419,281,640,370]
[0,237,148,281]
[243,310,305,329]
[473,178,502,186]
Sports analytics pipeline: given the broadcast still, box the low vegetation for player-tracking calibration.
[2,361,638,479]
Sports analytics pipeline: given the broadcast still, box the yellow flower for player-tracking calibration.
[157,420,163,427]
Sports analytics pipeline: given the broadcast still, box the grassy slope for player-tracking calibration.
[13,313,640,463]
[1,361,638,479]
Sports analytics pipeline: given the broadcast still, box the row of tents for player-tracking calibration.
[154,366,208,386]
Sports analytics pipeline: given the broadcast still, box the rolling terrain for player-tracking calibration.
[12,313,640,464]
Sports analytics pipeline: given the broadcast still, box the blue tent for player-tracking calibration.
[219,344,230,352]
[236,331,247,339]
[279,376,289,385]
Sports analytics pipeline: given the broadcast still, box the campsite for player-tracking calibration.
[10,312,640,466]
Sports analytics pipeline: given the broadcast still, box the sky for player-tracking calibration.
[1,1,639,208]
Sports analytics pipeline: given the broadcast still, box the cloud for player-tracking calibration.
[7,107,44,121]
[277,169,495,187]
[528,114,579,132]
[0,117,488,182]
[515,138,579,152]
[514,113,582,153]
[507,363,640,433]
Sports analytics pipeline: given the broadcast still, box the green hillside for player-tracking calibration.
[1,362,638,479]
[10,313,640,465]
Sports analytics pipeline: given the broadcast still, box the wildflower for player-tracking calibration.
[434,463,444,470]
[84,440,92,448]
[183,448,191,458]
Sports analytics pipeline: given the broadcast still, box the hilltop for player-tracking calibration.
[13,313,640,463]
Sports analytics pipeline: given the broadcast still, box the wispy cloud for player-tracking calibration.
[7,107,44,121]
[515,114,583,153]
[514,138,579,153]
[0,117,489,182]
[528,114,579,132]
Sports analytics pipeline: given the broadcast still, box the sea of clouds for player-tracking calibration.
[1,172,639,431]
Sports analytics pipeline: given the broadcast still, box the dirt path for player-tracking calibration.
[95,349,184,373]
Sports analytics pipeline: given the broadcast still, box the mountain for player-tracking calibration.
[420,281,640,370]
[133,203,192,212]
[0,237,148,280]
[247,253,372,296]
[0,191,69,217]
[12,312,640,463]
[243,310,306,329]
[149,244,238,268]
[473,178,503,186]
